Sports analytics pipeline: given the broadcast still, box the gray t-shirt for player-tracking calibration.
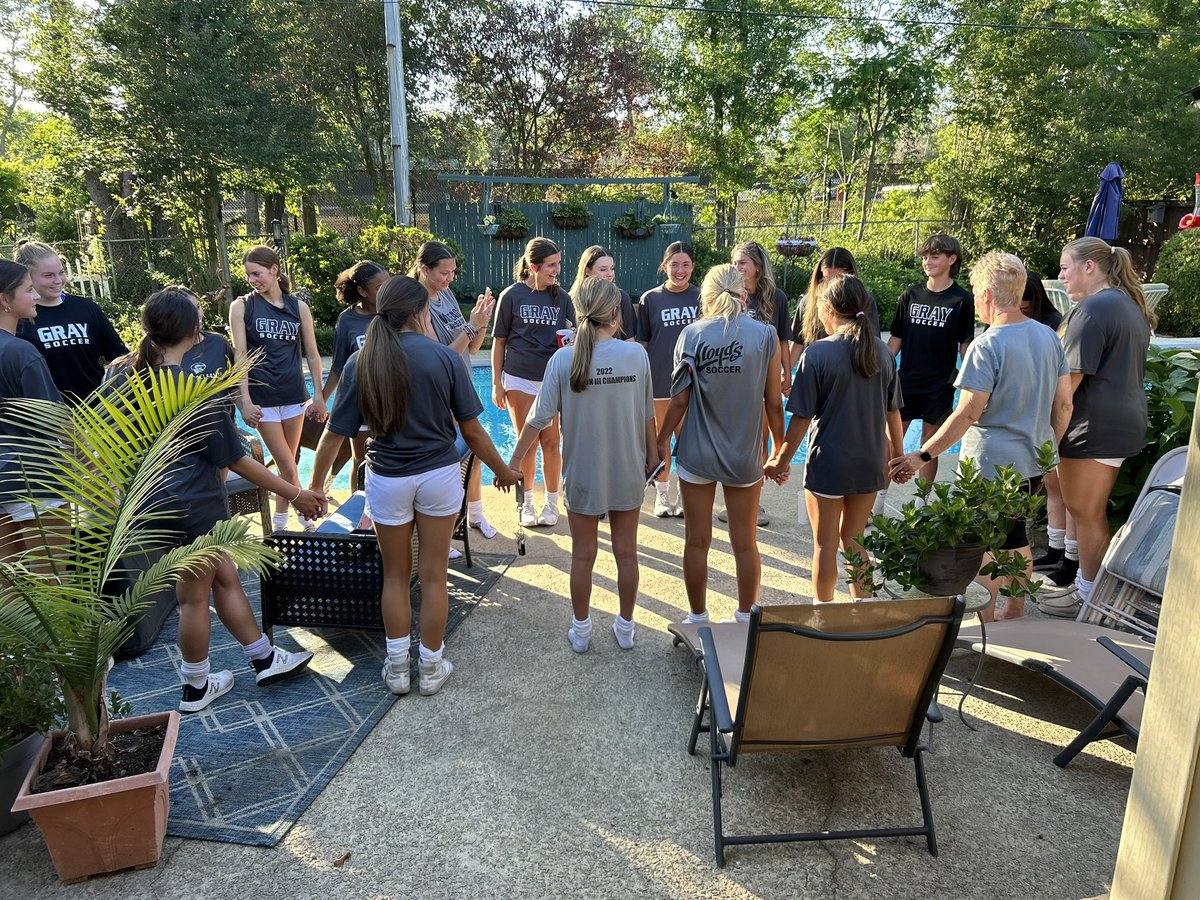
[328,333,482,477]
[672,315,777,486]
[241,293,307,406]
[788,335,902,496]
[956,319,1068,478]
[528,340,654,515]
[493,283,575,381]
[331,307,375,375]
[0,330,63,502]
[790,291,881,347]
[746,287,792,343]
[1059,287,1151,459]
[638,283,701,398]
[428,289,472,370]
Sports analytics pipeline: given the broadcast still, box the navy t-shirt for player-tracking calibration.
[746,287,792,343]
[0,330,63,502]
[638,283,701,398]
[888,281,976,394]
[328,334,483,477]
[492,284,575,381]
[331,307,375,376]
[17,293,128,403]
[181,331,233,379]
[617,288,637,340]
[791,291,881,347]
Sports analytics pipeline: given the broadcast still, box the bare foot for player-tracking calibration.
[995,599,1027,621]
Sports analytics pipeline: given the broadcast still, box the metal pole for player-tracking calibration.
[385,0,412,226]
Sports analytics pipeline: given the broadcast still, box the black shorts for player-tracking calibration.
[900,384,955,426]
[999,476,1043,551]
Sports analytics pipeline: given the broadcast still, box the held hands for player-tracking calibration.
[306,397,329,424]
[763,454,790,485]
[492,467,522,492]
[291,487,328,520]
[644,449,663,481]
[470,288,496,329]
[780,369,792,397]
[492,384,507,411]
[240,400,264,428]
[888,452,923,484]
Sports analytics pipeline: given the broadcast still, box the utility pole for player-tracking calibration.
[384,0,412,226]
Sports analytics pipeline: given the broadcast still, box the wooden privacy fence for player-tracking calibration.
[430,201,694,300]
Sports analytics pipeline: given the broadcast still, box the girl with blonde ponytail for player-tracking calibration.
[658,263,784,625]
[766,274,904,602]
[1037,237,1153,619]
[509,277,657,653]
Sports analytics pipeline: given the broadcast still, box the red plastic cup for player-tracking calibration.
[556,329,574,348]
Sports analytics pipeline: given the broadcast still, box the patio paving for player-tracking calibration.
[1,459,1133,899]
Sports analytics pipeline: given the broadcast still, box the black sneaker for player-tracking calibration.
[1031,547,1064,571]
[179,671,235,713]
[252,647,314,686]
[1039,557,1079,590]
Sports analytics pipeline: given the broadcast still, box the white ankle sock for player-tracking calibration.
[419,642,444,663]
[734,610,751,624]
[180,658,211,689]
[1047,527,1066,550]
[468,500,484,520]
[615,615,633,630]
[385,636,411,662]
[1064,538,1079,561]
[544,491,559,508]
[1075,573,1094,601]
[656,482,669,496]
[242,634,272,662]
[572,616,592,633]
[683,611,709,624]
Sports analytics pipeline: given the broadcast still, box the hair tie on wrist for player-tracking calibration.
[290,484,302,503]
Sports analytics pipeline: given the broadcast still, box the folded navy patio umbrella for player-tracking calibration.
[1085,162,1124,241]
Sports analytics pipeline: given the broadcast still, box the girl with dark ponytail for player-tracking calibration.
[790,247,881,367]
[491,236,575,529]
[766,274,905,603]
[310,275,521,697]
[119,287,327,713]
[508,276,657,653]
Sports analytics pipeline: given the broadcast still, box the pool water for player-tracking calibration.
[278,367,954,491]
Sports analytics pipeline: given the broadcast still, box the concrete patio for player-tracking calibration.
[0,462,1133,899]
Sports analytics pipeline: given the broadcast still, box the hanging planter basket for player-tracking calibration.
[659,223,681,235]
[776,238,819,258]
[617,225,656,240]
[495,225,530,240]
[552,214,592,229]
[477,222,500,236]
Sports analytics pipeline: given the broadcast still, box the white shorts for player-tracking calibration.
[364,462,463,526]
[676,464,761,491]
[502,373,541,397]
[259,402,308,423]
[0,498,66,523]
[1095,457,1125,468]
[808,490,843,500]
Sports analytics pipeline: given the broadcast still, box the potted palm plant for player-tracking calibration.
[849,446,1055,599]
[0,364,282,882]
[0,649,62,836]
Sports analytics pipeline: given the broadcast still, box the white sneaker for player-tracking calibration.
[567,624,592,653]
[520,501,537,528]
[757,506,769,527]
[654,492,673,517]
[449,547,463,560]
[716,506,729,523]
[1037,587,1082,618]
[418,656,454,695]
[382,656,411,695]
[612,619,635,650]
[871,490,888,517]
[671,500,685,518]
[469,517,498,539]
[253,646,314,686]
[537,501,560,527]
[179,671,235,713]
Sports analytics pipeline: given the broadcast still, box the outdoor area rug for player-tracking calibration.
[108,552,514,847]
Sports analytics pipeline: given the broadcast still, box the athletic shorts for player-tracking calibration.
[502,373,541,397]
[0,497,66,523]
[999,476,1043,551]
[676,463,761,490]
[900,384,955,426]
[259,402,308,423]
[365,462,463,526]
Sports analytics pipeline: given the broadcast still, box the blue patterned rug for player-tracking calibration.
[108,552,513,847]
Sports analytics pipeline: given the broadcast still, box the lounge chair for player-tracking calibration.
[670,597,964,865]
[957,446,1183,764]
[1141,283,1170,317]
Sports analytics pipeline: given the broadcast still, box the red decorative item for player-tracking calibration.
[775,238,819,257]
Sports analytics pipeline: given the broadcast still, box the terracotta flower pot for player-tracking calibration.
[12,710,180,883]
[917,544,986,597]
[1,731,43,836]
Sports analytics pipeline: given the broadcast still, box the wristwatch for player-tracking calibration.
[918,449,933,463]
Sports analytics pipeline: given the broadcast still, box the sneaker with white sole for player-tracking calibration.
[179,670,235,713]
[567,624,592,653]
[716,506,729,523]
[671,500,685,518]
[252,647,314,686]
[757,506,769,527]
[612,619,635,650]
[537,502,560,527]
[520,501,537,528]
[1037,587,1082,618]
[418,657,454,695]
[653,493,673,517]
[449,547,464,560]
[381,656,411,695]
[469,517,498,539]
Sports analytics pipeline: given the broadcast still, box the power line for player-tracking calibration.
[563,0,1200,38]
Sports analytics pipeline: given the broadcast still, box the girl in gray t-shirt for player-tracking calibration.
[658,264,784,626]
[510,277,658,653]
[766,275,905,603]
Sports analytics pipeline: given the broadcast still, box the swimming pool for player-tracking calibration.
[281,366,952,491]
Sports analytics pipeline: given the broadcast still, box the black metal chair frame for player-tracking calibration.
[1052,635,1149,768]
[689,599,964,867]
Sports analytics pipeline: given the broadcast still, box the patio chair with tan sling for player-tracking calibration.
[682,596,965,866]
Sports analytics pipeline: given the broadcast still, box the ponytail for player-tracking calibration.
[409,241,455,281]
[569,277,621,393]
[357,275,427,434]
[131,286,201,372]
[335,260,388,306]
[1062,237,1156,329]
[733,241,776,325]
[819,274,878,379]
[242,244,291,294]
[699,264,745,327]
